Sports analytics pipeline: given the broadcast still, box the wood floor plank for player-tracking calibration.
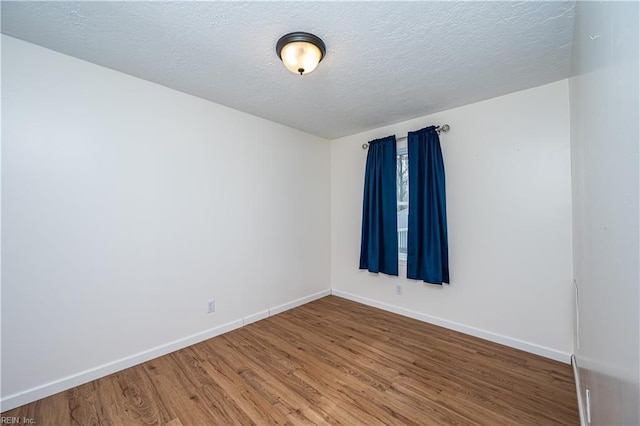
[188,341,287,425]
[92,371,135,425]
[2,296,579,425]
[240,322,404,425]
[142,353,228,425]
[32,392,74,426]
[66,381,99,426]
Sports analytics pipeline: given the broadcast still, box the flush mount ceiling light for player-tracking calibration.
[276,32,326,75]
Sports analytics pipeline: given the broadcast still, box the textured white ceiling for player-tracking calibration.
[1,1,575,139]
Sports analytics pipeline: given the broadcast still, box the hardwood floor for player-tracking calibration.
[3,296,579,425]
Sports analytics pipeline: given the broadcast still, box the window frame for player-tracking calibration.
[397,139,409,263]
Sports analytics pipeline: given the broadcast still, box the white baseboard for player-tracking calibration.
[331,289,572,364]
[269,289,331,316]
[0,318,244,412]
[1,288,332,412]
[572,355,587,426]
[243,309,270,326]
[243,289,330,326]
[2,287,569,412]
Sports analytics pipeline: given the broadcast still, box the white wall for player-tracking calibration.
[569,2,639,425]
[331,80,574,362]
[1,36,330,408]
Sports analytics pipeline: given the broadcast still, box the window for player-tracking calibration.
[397,140,409,261]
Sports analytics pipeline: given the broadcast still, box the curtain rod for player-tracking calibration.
[362,124,450,150]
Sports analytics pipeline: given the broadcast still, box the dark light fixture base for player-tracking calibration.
[276,32,327,61]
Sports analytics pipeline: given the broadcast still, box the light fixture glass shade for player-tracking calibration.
[281,41,322,75]
[276,32,326,75]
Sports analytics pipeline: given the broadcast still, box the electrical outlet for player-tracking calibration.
[586,389,591,423]
[396,284,403,295]
[207,299,215,314]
